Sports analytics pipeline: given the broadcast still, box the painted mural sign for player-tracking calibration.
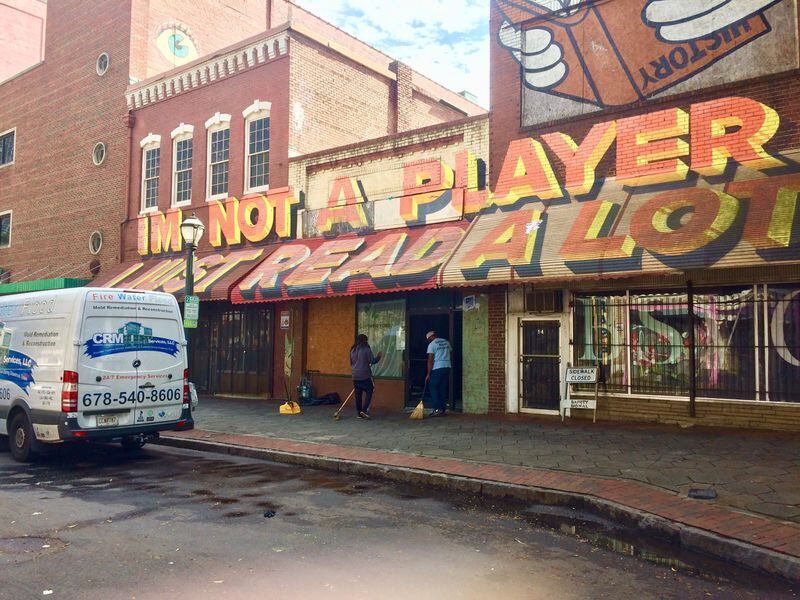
[137,187,300,256]
[100,248,265,299]
[495,0,797,124]
[232,224,466,303]
[301,150,486,238]
[443,95,800,284]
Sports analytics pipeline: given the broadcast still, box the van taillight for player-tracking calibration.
[61,370,79,412]
[183,368,190,403]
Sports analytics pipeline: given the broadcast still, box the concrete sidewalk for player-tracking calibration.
[161,396,800,580]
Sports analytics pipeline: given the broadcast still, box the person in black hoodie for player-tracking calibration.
[349,334,383,419]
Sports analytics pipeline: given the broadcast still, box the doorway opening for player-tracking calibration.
[406,309,462,411]
[190,303,273,397]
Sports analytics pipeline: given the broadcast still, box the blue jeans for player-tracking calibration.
[429,367,450,411]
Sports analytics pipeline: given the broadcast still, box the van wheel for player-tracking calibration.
[9,413,35,463]
[121,436,146,453]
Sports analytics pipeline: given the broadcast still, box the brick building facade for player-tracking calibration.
[446,0,800,430]
[0,0,134,285]
[0,0,46,84]
[0,0,286,286]
[96,2,486,403]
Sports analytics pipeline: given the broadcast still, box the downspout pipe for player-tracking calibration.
[120,111,136,264]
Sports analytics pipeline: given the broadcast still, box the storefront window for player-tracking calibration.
[694,288,755,400]
[767,285,800,403]
[572,285,794,402]
[629,292,691,396]
[572,295,627,392]
[356,299,406,378]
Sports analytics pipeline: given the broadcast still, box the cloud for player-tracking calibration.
[294,0,490,108]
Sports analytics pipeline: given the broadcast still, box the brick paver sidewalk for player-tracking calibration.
[165,427,800,567]
[188,397,800,523]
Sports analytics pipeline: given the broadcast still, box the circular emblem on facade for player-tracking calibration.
[132,359,142,368]
[155,22,199,66]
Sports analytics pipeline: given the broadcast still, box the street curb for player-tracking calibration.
[156,434,800,583]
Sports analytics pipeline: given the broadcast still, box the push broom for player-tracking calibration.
[410,380,427,420]
[333,388,356,421]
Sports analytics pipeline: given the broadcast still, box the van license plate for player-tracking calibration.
[97,415,119,427]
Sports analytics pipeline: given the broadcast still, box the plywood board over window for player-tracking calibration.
[306,297,356,376]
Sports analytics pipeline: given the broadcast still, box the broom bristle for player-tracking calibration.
[409,401,425,420]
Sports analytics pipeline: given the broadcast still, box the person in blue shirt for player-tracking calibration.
[425,330,452,417]
[350,334,382,419]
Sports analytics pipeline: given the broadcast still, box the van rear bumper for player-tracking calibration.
[57,408,194,441]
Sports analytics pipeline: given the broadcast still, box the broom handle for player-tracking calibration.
[335,388,356,417]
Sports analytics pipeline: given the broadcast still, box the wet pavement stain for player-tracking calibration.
[0,537,68,565]
[0,443,797,599]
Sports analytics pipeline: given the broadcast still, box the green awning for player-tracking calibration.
[0,278,88,295]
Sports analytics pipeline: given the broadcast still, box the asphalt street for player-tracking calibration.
[0,444,796,600]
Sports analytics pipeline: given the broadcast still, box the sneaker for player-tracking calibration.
[359,411,371,420]
[429,409,443,417]
[356,412,365,419]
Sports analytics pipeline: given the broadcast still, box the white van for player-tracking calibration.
[0,288,193,461]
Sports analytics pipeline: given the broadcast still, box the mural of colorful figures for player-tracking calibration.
[571,285,800,403]
[494,0,798,124]
[442,95,800,284]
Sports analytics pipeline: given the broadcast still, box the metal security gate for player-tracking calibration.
[519,320,561,411]
[190,303,273,397]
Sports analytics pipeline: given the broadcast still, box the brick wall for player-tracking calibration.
[289,115,489,211]
[129,0,266,82]
[122,24,486,262]
[288,34,392,156]
[568,395,800,433]
[122,55,290,260]
[487,287,506,413]
[278,0,484,120]
[393,61,413,133]
[0,0,132,282]
[487,3,800,430]
[391,61,471,134]
[0,0,46,83]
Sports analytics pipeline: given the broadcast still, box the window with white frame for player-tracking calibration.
[205,113,231,200]
[243,100,271,193]
[0,211,11,248]
[0,129,15,167]
[171,124,194,206]
[140,133,161,212]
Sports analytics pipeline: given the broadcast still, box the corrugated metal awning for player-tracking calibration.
[232,223,468,304]
[440,182,800,288]
[94,247,269,301]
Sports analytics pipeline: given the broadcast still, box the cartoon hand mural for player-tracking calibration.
[644,0,783,42]
[496,0,785,111]
[498,21,567,89]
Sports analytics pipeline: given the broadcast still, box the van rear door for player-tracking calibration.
[78,291,141,427]
[77,291,185,429]
[132,293,185,426]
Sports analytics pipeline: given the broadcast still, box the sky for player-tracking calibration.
[294,0,490,108]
